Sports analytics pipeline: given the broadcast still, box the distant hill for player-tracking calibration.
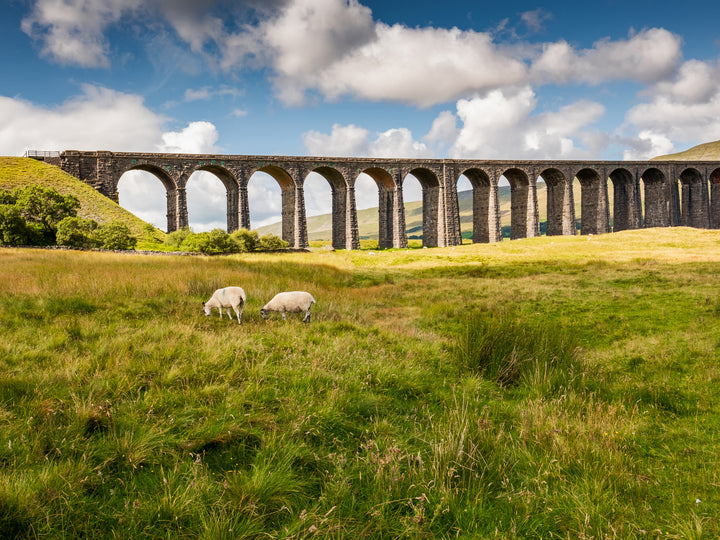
[255,182,582,242]
[0,157,164,247]
[652,140,720,161]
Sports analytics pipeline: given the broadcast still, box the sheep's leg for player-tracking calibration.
[303,310,311,323]
[233,304,242,324]
[281,312,286,320]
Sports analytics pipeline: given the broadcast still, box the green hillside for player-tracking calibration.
[0,157,164,247]
[652,139,720,161]
[258,181,585,242]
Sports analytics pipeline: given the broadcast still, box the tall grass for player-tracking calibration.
[1,229,720,537]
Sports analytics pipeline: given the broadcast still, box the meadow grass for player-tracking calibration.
[1,227,719,538]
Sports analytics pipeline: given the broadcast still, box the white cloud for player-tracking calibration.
[157,121,219,153]
[450,86,605,159]
[21,0,139,67]
[303,123,431,159]
[520,9,552,33]
[531,28,683,85]
[312,23,527,107]
[0,84,165,155]
[622,58,720,156]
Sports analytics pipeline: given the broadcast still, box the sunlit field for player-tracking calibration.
[1,227,719,538]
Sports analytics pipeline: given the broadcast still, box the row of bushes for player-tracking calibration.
[0,185,136,249]
[164,227,288,254]
[1,184,288,254]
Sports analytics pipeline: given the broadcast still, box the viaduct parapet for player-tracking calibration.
[59,150,720,249]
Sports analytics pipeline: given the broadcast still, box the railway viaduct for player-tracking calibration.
[59,150,720,249]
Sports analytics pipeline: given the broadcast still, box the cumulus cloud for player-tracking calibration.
[22,0,689,110]
[0,84,165,155]
[157,121,220,153]
[530,28,683,85]
[21,0,136,67]
[622,58,720,158]
[451,87,605,159]
[303,124,431,158]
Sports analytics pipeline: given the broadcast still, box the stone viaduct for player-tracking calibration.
[59,150,720,249]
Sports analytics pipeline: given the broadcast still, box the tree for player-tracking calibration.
[0,204,29,245]
[14,185,80,235]
[93,221,137,250]
[56,217,99,248]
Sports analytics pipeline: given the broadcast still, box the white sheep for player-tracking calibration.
[202,286,246,324]
[261,291,316,323]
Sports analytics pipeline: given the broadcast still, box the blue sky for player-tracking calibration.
[2,0,720,231]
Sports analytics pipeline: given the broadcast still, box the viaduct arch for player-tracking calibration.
[60,151,720,249]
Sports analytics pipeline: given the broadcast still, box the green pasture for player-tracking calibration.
[1,227,719,538]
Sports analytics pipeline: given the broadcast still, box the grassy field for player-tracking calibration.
[1,227,720,538]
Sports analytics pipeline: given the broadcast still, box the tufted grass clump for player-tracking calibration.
[453,311,583,393]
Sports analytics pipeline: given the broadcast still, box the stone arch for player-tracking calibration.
[119,164,179,232]
[252,165,297,246]
[641,168,668,228]
[306,166,356,249]
[504,168,538,240]
[609,168,639,232]
[406,167,442,247]
[538,168,573,236]
[710,168,720,229]
[678,168,710,228]
[187,164,240,232]
[460,168,494,243]
[575,168,609,235]
[361,167,402,249]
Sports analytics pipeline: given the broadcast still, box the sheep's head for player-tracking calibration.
[202,303,211,316]
[260,308,269,319]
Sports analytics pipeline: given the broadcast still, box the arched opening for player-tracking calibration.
[538,168,571,236]
[641,168,668,228]
[609,168,637,232]
[186,167,235,232]
[504,168,538,240]
[460,169,492,243]
[302,171,333,243]
[246,171,283,231]
[406,168,441,247]
[361,167,397,249]
[253,166,295,246]
[117,167,174,232]
[402,173,424,245]
[305,167,352,249]
[710,168,720,229]
[576,168,609,235]
[678,168,709,228]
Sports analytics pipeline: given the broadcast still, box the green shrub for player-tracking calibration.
[92,221,137,250]
[258,233,289,251]
[165,227,193,250]
[180,229,236,254]
[56,216,99,248]
[0,204,29,245]
[0,188,16,205]
[231,228,259,252]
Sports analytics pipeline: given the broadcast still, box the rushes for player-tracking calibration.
[453,311,583,394]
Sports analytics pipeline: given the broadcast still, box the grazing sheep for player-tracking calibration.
[261,291,316,323]
[203,286,246,324]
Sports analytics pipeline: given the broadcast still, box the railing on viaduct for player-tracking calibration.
[59,150,720,249]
